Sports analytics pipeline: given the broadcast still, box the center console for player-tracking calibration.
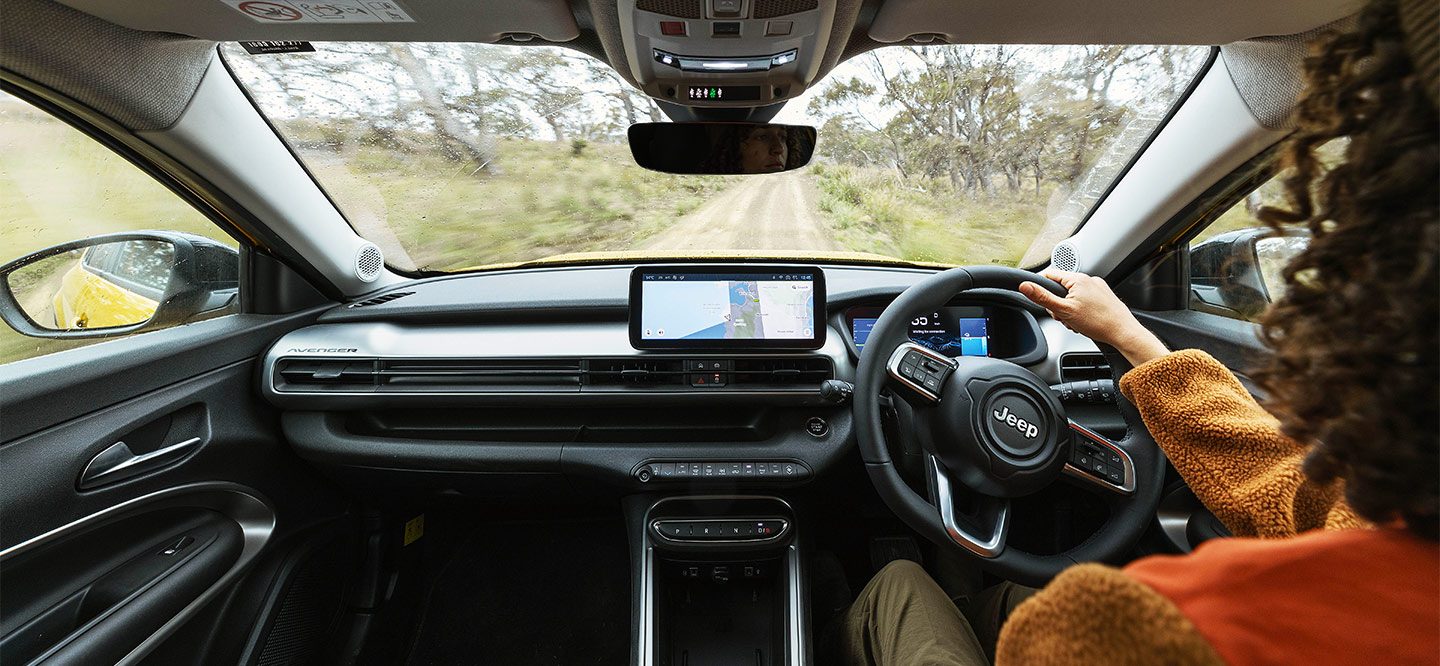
[630,496,808,666]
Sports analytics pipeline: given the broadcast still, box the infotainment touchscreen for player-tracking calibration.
[630,266,826,349]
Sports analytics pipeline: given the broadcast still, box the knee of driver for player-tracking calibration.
[871,560,932,600]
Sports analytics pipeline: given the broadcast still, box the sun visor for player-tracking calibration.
[868,0,1363,45]
[51,0,580,43]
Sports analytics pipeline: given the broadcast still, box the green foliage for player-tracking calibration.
[299,138,737,270]
[812,164,1049,266]
[570,138,588,156]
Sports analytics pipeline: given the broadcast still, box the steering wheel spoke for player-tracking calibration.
[926,455,1010,558]
[885,342,957,404]
[1061,420,1137,496]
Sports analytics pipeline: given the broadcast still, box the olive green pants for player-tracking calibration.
[830,560,989,666]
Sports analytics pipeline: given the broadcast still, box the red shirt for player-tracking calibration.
[1127,528,1440,665]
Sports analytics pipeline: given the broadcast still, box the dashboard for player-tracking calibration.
[259,263,1101,493]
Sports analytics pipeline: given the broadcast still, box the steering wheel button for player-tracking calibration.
[1106,469,1124,484]
[922,376,942,391]
[1076,454,1092,467]
[1106,451,1123,465]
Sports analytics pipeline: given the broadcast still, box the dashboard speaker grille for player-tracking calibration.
[754,0,818,18]
[1051,241,1079,273]
[354,243,383,282]
[635,0,701,18]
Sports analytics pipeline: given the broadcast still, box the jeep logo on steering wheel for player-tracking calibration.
[992,405,1039,439]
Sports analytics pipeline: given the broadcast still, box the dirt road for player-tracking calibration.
[642,171,841,252]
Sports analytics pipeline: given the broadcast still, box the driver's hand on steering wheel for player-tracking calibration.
[1019,270,1171,367]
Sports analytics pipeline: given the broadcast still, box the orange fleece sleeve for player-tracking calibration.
[1117,349,1365,537]
[995,563,1224,666]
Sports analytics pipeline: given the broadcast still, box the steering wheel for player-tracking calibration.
[854,266,1166,587]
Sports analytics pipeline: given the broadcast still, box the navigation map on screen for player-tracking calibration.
[638,272,816,341]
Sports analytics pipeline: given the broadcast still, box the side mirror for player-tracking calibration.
[0,231,239,339]
[628,122,817,175]
[1189,227,1309,319]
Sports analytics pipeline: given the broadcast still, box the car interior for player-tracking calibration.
[0,0,1363,664]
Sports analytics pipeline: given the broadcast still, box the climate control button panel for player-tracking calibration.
[634,460,811,482]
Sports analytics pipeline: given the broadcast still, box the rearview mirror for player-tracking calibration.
[628,122,817,175]
[0,231,239,339]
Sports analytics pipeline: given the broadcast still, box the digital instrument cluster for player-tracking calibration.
[849,306,991,357]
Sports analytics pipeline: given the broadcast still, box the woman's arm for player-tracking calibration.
[1020,270,1363,537]
[1118,349,1364,536]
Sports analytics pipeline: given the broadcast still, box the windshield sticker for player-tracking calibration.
[223,0,414,23]
[239,40,316,54]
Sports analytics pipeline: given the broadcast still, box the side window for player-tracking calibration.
[0,90,241,365]
[1187,143,1341,322]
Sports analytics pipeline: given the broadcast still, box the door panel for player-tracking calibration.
[0,309,350,664]
[1135,309,1268,394]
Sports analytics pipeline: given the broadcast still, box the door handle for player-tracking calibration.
[78,437,202,489]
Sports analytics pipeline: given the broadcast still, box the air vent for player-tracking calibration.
[274,358,582,393]
[378,360,581,392]
[276,359,378,391]
[731,357,833,386]
[586,359,686,386]
[1059,352,1111,382]
[347,291,414,308]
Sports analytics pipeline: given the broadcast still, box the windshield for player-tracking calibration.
[223,43,1210,272]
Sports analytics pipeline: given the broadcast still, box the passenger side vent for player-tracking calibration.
[1059,352,1112,382]
[586,359,687,386]
[347,291,414,308]
[731,358,833,386]
[275,359,378,391]
[378,359,581,392]
[274,358,583,392]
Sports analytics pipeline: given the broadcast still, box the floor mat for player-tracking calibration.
[405,519,630,666]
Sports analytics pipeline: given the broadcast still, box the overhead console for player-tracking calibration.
[619,0,838,107]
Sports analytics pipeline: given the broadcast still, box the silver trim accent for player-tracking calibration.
[885,342,957,403]
[262,321,852,400]
[1062,421,1137,495]
[78,437,202,489]
[786,544,805,666]
[650,518,790,544]
[0,483,277,666]
[639,545,656,666]
[926,456,1009,558]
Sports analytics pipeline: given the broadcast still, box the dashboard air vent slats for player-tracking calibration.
[586,359,687,386]
[274,358,583,392]
[731,358,833,386]
[347,291,415,308]
[377,360,581,391]
[1059,352,1111,382]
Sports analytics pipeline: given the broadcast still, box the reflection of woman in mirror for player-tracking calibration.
[699,124,811,174]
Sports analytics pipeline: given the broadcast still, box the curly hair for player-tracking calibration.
[698,124,813,173]
[1254,0,1439,540]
